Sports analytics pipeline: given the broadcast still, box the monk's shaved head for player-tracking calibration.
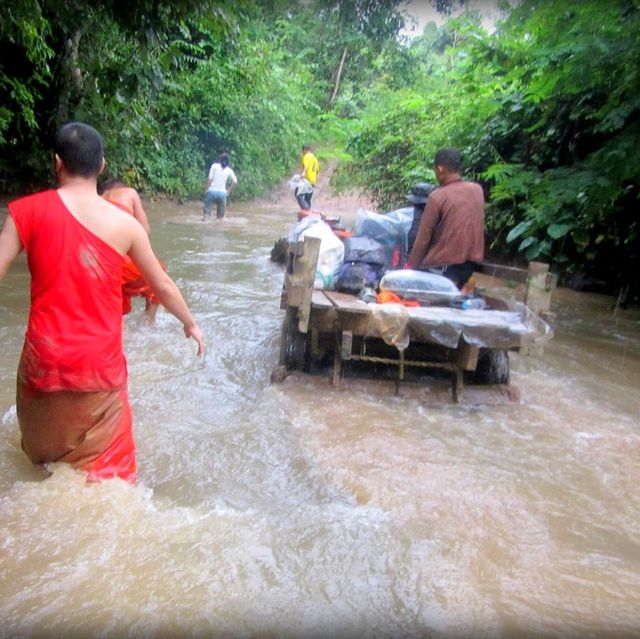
[54,122,104,177]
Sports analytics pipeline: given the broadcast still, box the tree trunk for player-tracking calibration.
[56,29,84,126]
[330,46,348,104]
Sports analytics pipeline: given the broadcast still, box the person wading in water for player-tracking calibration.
[101,178,163,323]
[0,122,204,482]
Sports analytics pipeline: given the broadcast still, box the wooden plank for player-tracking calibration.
[286,283,307,308]
[525,261,555,315]
[450,338,480,371]
[475,262,529,283]
[309,290,337,332]
[308,307,336,332]
[278,306,296,367]
[336,314,371,335]
[341,331,353,361]
[451,370,464,403]
[332,335,342,387]
[311,289,334,309]
[282,236,320,334]
[323,291,372,314]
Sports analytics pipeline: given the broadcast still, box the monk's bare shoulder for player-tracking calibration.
[101,199,144,235]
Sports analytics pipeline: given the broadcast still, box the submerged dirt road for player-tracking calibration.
[0,182,639,638]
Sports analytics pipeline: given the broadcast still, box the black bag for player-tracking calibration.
[342,236,388,268]
[335,235,388,295]
[335,261,384,295]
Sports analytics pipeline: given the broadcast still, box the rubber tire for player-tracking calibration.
[468,348,510,385]
[281,308,309,371]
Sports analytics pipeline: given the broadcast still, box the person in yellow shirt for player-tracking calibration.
[296,144,319,210]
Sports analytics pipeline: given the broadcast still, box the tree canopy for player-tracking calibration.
[1,0,639,289]
[338,0,640,287]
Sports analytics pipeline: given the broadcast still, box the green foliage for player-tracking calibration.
[481,0,640,279]
[0,1,53,159]
[2,0,638,291]
[339,0,640,286]
[0,0,320,197]
[339,14,499,209]
[0,0,408,197]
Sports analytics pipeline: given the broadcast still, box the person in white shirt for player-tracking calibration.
[203,153,238,220]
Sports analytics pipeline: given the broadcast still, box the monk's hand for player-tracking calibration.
[184,324,205,356]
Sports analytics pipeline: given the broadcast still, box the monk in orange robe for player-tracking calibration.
[100,179,163,322]
[0,122,204,482]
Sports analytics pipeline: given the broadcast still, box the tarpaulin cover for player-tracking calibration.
[366,301,553,350]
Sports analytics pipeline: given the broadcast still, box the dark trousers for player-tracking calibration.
[295,188,313,210]
[422,261,478,289]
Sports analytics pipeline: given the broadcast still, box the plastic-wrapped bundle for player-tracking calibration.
[355,207,414,265]
[342,235,387,267]
[379,269,463,305]
[288,217,345,289]
[288,174,313,195]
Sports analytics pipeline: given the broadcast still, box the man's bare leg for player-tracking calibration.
[145,299,159,325]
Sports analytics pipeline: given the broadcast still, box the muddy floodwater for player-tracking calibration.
[1,198,639,639]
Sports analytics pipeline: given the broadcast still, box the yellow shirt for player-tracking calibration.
[301,151,319,186]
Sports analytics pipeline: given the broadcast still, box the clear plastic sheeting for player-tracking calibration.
[367,304,411,351]
[355,207,414,260]
[380,269,462,305]
[364,299,553,350]
[405,301,554,349]
[381,269,460,294]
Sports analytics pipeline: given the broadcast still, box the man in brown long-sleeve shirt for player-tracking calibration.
[405,147,484,289]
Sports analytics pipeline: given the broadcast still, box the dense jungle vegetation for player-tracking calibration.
[1,0,639,291]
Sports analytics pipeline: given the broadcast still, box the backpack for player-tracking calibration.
[335,235,388,295]
[335,261,385,295]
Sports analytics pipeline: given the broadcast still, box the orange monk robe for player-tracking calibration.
[104,198,165,314]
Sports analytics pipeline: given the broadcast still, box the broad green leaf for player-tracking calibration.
[518,236,536,250]
[547,223,571,239]
[525,243,542,260]
[506,220,533,243]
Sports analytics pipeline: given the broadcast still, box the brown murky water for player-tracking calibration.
[1,199,639,638]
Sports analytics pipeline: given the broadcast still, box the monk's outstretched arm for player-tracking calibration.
[0,215,23,281]
[127,222,205,356]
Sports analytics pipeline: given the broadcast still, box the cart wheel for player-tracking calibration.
[468,348,510,385]
[280,307,309,371]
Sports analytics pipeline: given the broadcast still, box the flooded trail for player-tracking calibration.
[1,195,639,638]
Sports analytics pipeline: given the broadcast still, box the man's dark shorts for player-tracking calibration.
[421,261,478,289]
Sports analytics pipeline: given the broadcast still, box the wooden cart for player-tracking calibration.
[278,236,556,402]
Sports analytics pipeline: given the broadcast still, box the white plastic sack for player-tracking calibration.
[288,217,345,289]
[287,215,322,243]
[288,174,313,195]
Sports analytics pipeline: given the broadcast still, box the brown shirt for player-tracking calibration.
[406,179,485,268]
